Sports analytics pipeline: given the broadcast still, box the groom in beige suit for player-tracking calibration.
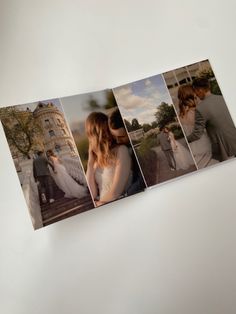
[187,78,236,161]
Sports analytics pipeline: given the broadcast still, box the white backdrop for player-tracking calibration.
[0,1,236,313]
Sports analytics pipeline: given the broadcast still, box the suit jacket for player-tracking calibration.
[33,156,54,180]
[159,131,172,151]
[187,94,236,160]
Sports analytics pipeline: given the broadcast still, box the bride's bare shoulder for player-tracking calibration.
[116,145,130,159]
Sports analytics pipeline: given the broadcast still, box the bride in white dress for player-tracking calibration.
[46,150,88,198]
[85,112,133,207]
[167,128,195,170]
[178,84,212,169]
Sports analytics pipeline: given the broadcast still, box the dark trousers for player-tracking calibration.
[164,149,176,169]
[37,175,54,200]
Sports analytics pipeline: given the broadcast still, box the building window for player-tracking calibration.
[49,130,55,137]
[55,144,61,152]
[45,119,50,126]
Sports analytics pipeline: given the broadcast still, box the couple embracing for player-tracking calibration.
[159,126,194,171]
[178,78,236,167]
[33,150,87,204]
[86,109,145,207]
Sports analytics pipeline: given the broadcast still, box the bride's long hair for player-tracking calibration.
[178,84,197,118]
[85,112,117,168]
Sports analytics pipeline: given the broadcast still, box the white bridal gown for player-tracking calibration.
[51,158,88,198]
[169,132,195,170]
[95,166,133,200]
[180,109,212,169]
[94,146,133,201]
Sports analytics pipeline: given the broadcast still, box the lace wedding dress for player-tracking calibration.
[180,109,212,169]
[169,132,195,170]
[51,157,88,198]
[94,146,133,200]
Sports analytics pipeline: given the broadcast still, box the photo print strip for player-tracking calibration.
[1,59,235,229]
[162,59,236,169]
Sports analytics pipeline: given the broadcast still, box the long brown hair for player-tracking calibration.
[178,84,196,118]
[85,112,116,168]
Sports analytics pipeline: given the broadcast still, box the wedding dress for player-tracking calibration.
[180,109,212,169]
[169,132,195,170]
[51,157,88,198]
[94,147,133,200]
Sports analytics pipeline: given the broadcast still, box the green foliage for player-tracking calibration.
[131,118,142,131]
[142,123,152,133]
[104,90,117,109]
[124,118,142,132]
[155,102,176,129]
[168,123,184,139]
[124,119,132,132]
[138,134,157,155]
[131,139,140,146]
[151,121,158,129]
[196,66,222,95]
[210,79,222,95]
[76,136,89,170]
[136,139,157,186]
[0,106,43,158]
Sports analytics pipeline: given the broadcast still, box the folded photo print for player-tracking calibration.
[1,59,236,229]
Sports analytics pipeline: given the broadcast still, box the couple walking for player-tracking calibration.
[159,126,194,171]
[178,78,236,167]
[86,109,145,207]
[33,150,87,204]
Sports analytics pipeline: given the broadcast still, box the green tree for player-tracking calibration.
[0,107,43,159]
[154,102,176,129]
[151,121,158,129]
[142,123,152,133]
[196,66,222,95]
[131,118,142,131]
[124,119,132,132]
[104,90,117,109]
[87,98,100,110]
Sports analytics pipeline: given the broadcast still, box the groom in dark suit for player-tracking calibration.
[187,78,236,161]
[33,151,55,204]
[159,127,176,171]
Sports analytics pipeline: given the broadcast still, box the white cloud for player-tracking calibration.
[136,108,157,124]
[114,86,155,111]
[114,83,171,125]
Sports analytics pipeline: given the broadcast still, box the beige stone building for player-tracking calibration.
[32,101,77,157]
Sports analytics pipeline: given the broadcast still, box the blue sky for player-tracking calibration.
[113,74,173,125]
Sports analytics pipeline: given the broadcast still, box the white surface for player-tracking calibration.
[1,1,236,313]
